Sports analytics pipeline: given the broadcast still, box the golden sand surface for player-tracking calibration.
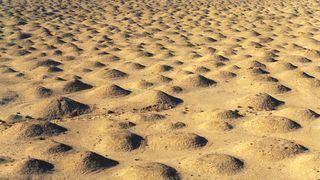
[0,0,320,179]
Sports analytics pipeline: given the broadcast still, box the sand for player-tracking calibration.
[0,0,320,179]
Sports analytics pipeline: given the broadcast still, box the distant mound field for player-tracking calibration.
[0,0,319,178]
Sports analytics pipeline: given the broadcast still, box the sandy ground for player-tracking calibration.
[0,0,320,179]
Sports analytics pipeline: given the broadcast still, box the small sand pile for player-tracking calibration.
[194,109,242,121]
[0,91,19,106]
[35,86,53,98]
[236,93,284,111]
[122,62,146,71]
[34,97,91,120]
[147,132,207,151]
[198,121,233,132]
[254,83,291,94]
[62,79,93,93]
[235,137,308,161]
[212,70,237,81]
[241,116,301,133]
[138,113,166,122]
[26,140,72,155]
[181,153,244,175]
[47,142,73,154]
[275,107,319,122]
[89,84,131,98]
[4,121,67,139]
[133,90,183,112]
[5,114,31,124]
[104,69,128,79]
[36,59,62,68]
[136,80,154,89]
[66,151,118,173]
[149,64,174,73]
[179,74,216,88]
[96,130,144,152]
[17,158,54,175]
[117,162,180,180]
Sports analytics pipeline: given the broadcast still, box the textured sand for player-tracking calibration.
[0,0,320,179]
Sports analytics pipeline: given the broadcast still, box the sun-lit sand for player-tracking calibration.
[0,0,320,179]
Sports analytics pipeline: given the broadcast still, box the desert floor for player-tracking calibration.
[0,0,320,179]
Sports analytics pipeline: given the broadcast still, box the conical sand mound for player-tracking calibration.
[212,71,237,81]
[47,142,72,154]
[96,130,144,152]
[139,113,166,122]
[62,79,93,93]
[237,93,284,111]
[241,116,301,133]
[198,121,233,132]
[274,107,319,122]
[4,121,67,139]
[104,69,128,79]
[34,97,91,120]
[273,62,297,71]
[89,84,131,98]
[148,64,174,73]
[0,156,13,165]
[122,62,146,71]
[26,140,72,155]
[147,132,207,151]
[35,86,53,98]
[181,153,244,175]
[195,66,211,73]
[66,151,118,173]
[36,59,62,68]
[194,109,242,121]
[179,74,216,88]
[136,80,154,89]
[255,83,291,94]
[235,137,308,161]
[117,162,180,180]
[17,158,54,175]
[133,90,183,112]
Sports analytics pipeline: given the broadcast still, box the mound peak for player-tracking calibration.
[36,59,62,67]
[194,109,242,122]
[239,93,284,111]
[236,137,308,161]
[118,162,180,180]
[36,97,91,120]
[62,79,93,93]
[90,84,131,98]
[198,121,233,132]
[242,116,301,133]
[149,64,173,72]
[96,130,144,152]
[122,62,146,70]
[148,132,207,151]
[180,74,216,88]
[47,142,73,154]
[275,107,319,122]
[8,121,67,139]
[139,90,183,111]
[182,153,244,175]
[104,69,128,79]
[35,86,53,98]
[71,151,118,173]
[139,113,166,122]
[18,158,54,175]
